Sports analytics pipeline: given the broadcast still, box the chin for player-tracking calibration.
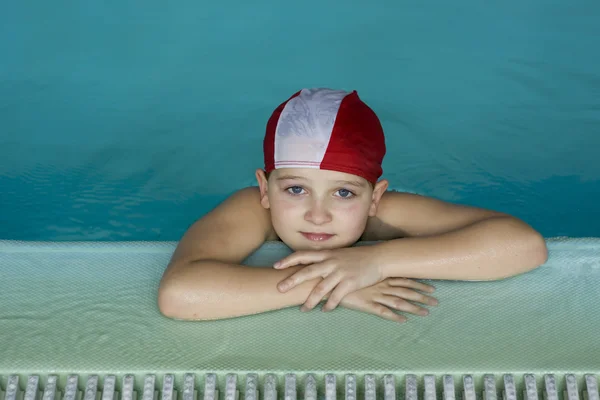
[293,235,360,252]
[301,242,339,251]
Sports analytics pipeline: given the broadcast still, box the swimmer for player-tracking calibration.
[158,88,548,322]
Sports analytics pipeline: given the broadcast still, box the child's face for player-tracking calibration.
[256,168,388,251]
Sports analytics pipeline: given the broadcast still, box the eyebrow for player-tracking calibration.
[276,175,366,188]
[276,175,307,181]
[335,180,366,188]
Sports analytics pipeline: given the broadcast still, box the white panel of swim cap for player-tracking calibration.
[274,88,349,168]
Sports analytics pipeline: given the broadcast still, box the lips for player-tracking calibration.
[301,232,335,241]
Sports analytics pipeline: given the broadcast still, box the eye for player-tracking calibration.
[336,189,355,198]
[286,186,305,195]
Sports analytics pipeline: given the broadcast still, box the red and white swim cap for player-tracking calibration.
[263,88,386,183]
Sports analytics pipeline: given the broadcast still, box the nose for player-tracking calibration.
[304,199,332,225]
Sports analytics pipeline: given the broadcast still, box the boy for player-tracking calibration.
[158,88,548,323]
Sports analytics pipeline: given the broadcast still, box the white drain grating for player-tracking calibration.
[1,373,598,400]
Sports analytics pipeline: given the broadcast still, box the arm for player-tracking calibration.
[158,187,323,321]
[375,215,548,281]
[368,192,548,281]
[160,257,438,322]
[159,260,324,320]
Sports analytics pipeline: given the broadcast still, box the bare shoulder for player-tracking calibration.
[363,190,507,240]
[168,186,276,266]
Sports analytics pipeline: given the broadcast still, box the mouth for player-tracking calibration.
[300,232,335,241]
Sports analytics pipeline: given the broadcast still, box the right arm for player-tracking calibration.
[159,260,323,320]
[157,187,323,321]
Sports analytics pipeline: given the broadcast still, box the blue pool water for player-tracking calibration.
[1,1,599,241]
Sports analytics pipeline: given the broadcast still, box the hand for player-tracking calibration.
[339,278,438,323]
[274,247,385,312]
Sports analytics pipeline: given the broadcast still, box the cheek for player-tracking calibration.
[269,196,303,225]
[272,196,301,214]
[339,200,367,214]
[278,197,299,211]
[335,201,370,224]
[343,202,363,213]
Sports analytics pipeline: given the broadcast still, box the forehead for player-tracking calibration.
[272,168,368,188]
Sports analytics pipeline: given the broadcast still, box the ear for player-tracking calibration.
[368,178,389,217]
[255,168,271,209]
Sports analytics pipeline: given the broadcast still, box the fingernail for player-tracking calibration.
[301,306,308,312]
[420,310,429,316]
[274,262,280,268]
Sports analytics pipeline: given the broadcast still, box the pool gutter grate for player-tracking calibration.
[1,373,598,400]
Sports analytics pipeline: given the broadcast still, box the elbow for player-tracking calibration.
[529,231,549,267]
[518,223,548,271]
[157,276,186,320]
[503,216,549,267]
[157,262,230,321]
[157,267,205,321]
[492,229,549,281]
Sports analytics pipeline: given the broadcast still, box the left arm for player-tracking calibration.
[373,214,548,281]
[365,191,548,281]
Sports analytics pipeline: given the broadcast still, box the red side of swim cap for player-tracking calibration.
[319,91,385,183]
[263,88,386,183]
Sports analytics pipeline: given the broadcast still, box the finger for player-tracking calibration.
[274,251,328,269]
[339,298,406,323]
[382,287,439,306]
[377,295,430,316]
[322,280,357,312]
[387,278,436,293]
[302,275,342,311]
[368,303,407,323]
[278,264,327,292]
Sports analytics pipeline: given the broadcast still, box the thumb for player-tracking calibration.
[274,251,326,269]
